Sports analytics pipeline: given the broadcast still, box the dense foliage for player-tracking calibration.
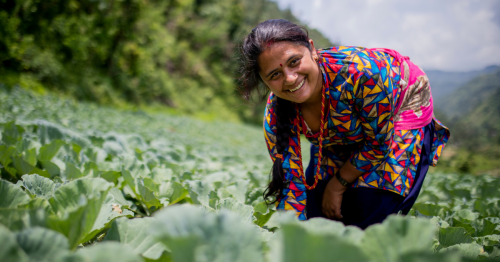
[0,0,333,125]
[0,88,499,262]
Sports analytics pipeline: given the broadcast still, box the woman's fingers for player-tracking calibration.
[323,205,335,219]
[322,195,341,219]
[322,190,333,219]
[332,194,343,219]
[322,177,347,220]
[321,192,333,219]
[323,194,342,219]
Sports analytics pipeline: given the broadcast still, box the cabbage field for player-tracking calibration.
[1,88,499,262]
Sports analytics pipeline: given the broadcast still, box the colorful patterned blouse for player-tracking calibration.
[263,46,450,220]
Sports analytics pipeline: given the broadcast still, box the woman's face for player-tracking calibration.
[258,40,322,105]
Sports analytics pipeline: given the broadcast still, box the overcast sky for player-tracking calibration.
[274,0,500,72]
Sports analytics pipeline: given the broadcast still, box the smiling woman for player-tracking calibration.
[257,41,323,105]
[238,19,451,228]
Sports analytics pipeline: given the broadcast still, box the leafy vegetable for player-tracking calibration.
[1,88,500,261]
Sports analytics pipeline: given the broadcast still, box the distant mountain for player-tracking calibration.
[435,69,500,147]
[425,65,500,114]
[461,86,500,139]
[439,69,500,119]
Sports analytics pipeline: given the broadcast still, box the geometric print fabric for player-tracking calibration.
[264,46,450,220]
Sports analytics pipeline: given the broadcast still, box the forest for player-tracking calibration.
[0,0,332,124]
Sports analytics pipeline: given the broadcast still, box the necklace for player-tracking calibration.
[294,80,326,190]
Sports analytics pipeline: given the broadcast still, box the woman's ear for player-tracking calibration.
[309,39,318,61]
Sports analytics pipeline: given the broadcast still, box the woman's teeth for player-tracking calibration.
[289,79,305,92]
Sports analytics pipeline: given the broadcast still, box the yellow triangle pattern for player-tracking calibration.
[354,119,361,129]
[329,72,337,81]
[340,108,352,114]
[341,120,351,130]
[346,75,354,86]
[379,97,390,104]
[267,139,276,150]
[398,143,410,151]
[384,162,395,173]
[363,86,372,97]
[355,152,367,161]
[390,172,399,182]
[331,118,344,127]
[289,160,299,170]
[352,55,362,64]
[362,122,373,131]
[378,112,391,124]
[356,62,364,72]
[370,84,383,95]
[284,202,295,211]
[361,58,371,68]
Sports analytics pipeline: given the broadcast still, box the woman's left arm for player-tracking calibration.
[322,59,395,219]
[349,71,395,173]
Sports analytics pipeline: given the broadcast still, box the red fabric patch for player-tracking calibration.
[384,172,392,182]
[364,78,376,86]
[348,63,358,74]
[289,182,299,191]
[291,203,305,212]
[348,134,364,141]
[363,104,374,113]
[337,125,350,132]
[378,103,391,113]
[338,115,351,122]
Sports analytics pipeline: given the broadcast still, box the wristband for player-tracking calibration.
[335,170,352,187]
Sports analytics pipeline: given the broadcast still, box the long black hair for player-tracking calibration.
[238,19,312,204]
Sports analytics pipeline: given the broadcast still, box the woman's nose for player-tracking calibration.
[283,69,298,86]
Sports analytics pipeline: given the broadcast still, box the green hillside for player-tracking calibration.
[438,69,500,146]
[461,87,500,140]
[440,69,500,120]
[0,0,333,126]
[432,69,500,175]
[428,65,500,112]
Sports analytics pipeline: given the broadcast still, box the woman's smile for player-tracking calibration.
[288,78,305,92]
[257,40,323,105]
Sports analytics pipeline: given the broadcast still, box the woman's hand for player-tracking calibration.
[322,176,347,220]
[322,162,363,220]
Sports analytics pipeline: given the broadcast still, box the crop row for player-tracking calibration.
[0,88,499,261]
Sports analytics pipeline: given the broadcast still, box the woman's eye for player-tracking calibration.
[270,72,280,79]
[290,58,300,66]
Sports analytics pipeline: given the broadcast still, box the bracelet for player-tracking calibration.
[335,170,352,187]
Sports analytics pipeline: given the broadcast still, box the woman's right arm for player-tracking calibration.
[263,94,308,220]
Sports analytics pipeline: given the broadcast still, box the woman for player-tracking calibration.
[239,19,450,229]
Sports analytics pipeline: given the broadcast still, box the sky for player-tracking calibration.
[274,0,500,72]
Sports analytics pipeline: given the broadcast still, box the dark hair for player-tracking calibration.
[239,19,311,101]
[238,19,311,204]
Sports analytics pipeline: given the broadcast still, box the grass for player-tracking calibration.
[430,145,500,176]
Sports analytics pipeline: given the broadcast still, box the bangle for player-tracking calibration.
[335,170,352,187]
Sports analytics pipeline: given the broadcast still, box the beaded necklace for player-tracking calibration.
[293,76,326,190]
